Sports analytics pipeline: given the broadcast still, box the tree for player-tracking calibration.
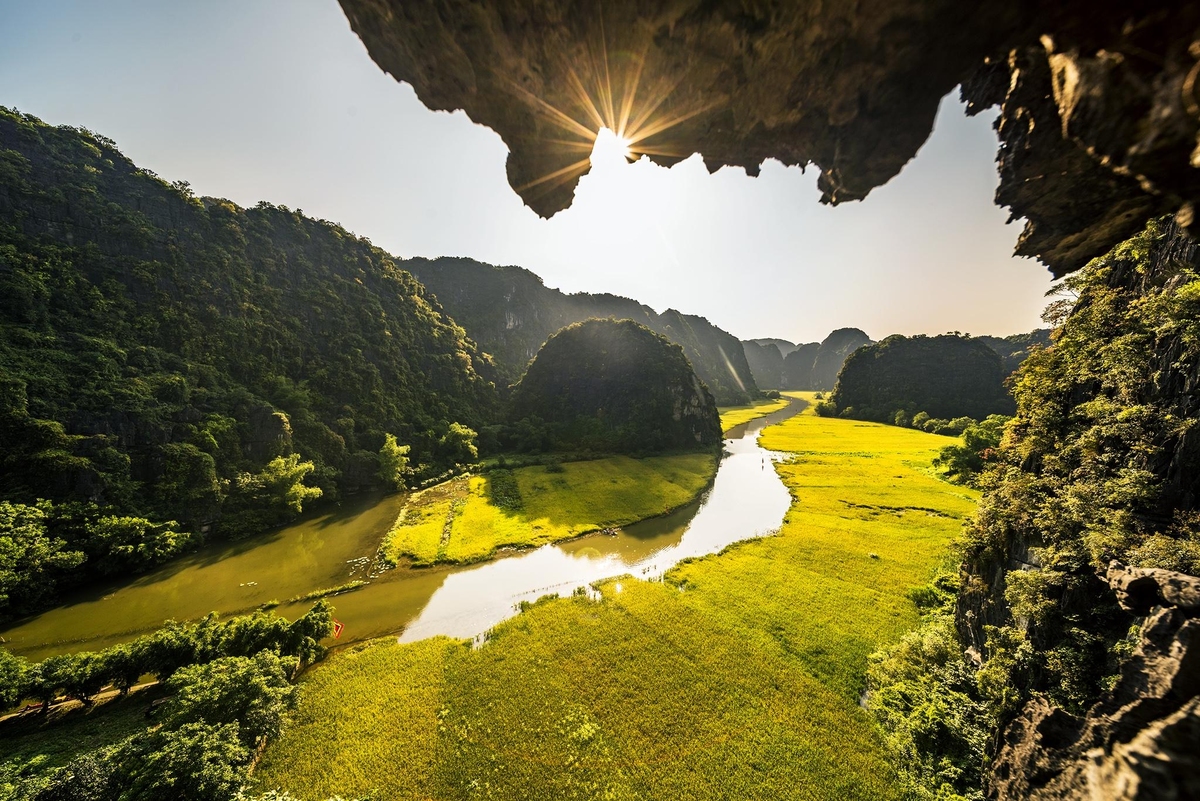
[25,653,75,711]
[439,422,479,465]
[85,515,194,573]
[934,415,1009,485]
[115,722,251,801]
[377,433,411,490]
[0,501,86,617]
[165,651,298,745]
[0,647,27,709]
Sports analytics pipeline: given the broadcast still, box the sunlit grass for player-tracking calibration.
[259,402,976,799]
[717,396,790,433]
[383,453,718,566]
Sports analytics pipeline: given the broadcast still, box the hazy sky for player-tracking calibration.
[0,0,1053,344]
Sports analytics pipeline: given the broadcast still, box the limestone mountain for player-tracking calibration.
[741,340,786,390]
[507,319,721,453]
[405,257,757,405]
[0,107,496,542]
[828,334,1015,422]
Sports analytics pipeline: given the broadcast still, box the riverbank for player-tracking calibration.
[254,395,977,799]
[381,452,718,566]
[718,396,791,432]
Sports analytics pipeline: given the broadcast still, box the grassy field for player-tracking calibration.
[382,453,718,565]
[256,397,976,800]
[717,396,791,433]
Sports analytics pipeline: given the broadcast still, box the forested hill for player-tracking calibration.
[404,257,758,405]
[0,108,496,614]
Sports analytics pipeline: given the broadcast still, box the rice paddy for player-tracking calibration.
[717,396,791,432]
[255,396,977,800]
[381,454,718,565]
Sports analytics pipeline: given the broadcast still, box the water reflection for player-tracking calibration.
[396,398,802,642]
[0,400,804,658]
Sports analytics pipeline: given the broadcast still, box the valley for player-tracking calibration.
[3,3,1199,795]
[253,397,975,799]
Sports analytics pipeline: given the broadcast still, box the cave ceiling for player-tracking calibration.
[338,0,1200,275]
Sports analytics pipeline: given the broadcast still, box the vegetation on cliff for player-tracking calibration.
[505,319,722,454]
[827,334,1016,423]
[406,257,758,405]
[0,108,494,619]
[867,219,1200,799]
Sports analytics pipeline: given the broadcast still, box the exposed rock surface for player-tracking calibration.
[808,328,873,391]
[339,0,1200,273]
[989,564,1200,801]
[780,342,821,390]
[741,339,785,390]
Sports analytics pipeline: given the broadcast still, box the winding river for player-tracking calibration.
[0,399,805,660]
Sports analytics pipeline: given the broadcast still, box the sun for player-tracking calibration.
[590,127,634,166]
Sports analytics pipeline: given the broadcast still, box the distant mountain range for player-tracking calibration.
[741,329,1051,392]
[405,258,759,405]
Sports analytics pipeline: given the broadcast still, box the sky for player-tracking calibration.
[0,0,1054,344]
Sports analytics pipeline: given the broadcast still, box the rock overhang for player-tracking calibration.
[338,0,1200,276]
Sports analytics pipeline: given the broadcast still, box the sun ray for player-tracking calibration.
[616,45,649,138]
[514,156,593,194]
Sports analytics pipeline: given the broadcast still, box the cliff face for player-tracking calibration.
[406,257,758,405]
[951,220,1200,798]
[989,564,1200,801]
[808,328,873,391]
[508,319,721,453]
[741,340,785,390]
[338,0,1200,275]
[781,342,821,390]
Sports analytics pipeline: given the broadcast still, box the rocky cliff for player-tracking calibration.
[741,340,786,390]
[406,257,758,405]
[989,563,1200,801]
[337,0,1200,275]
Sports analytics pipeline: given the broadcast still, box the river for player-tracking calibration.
[0,399,805,660]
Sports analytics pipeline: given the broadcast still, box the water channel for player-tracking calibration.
[0,399,806,660]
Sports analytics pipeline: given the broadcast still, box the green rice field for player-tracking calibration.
[255,396,977,799]
[381,453,718,565]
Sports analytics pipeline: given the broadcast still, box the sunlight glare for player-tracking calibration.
[591,128,634,167]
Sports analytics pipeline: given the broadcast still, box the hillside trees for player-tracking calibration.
[0,107,496,616]
[506,319,721,454]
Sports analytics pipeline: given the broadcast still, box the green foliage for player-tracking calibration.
[829,334,1016,424]
[0,502,84,614]
[0,603,333,800]
[376,434,410,491]
[436,422,478,465]
[114,722,252,801]
[506,319,722,454]
[867,613,989,801]
[957,218,1200,716]
[933,415,1009,485]
[0,648,27,709]
[0,107,497,617]
[165,652,299,745]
